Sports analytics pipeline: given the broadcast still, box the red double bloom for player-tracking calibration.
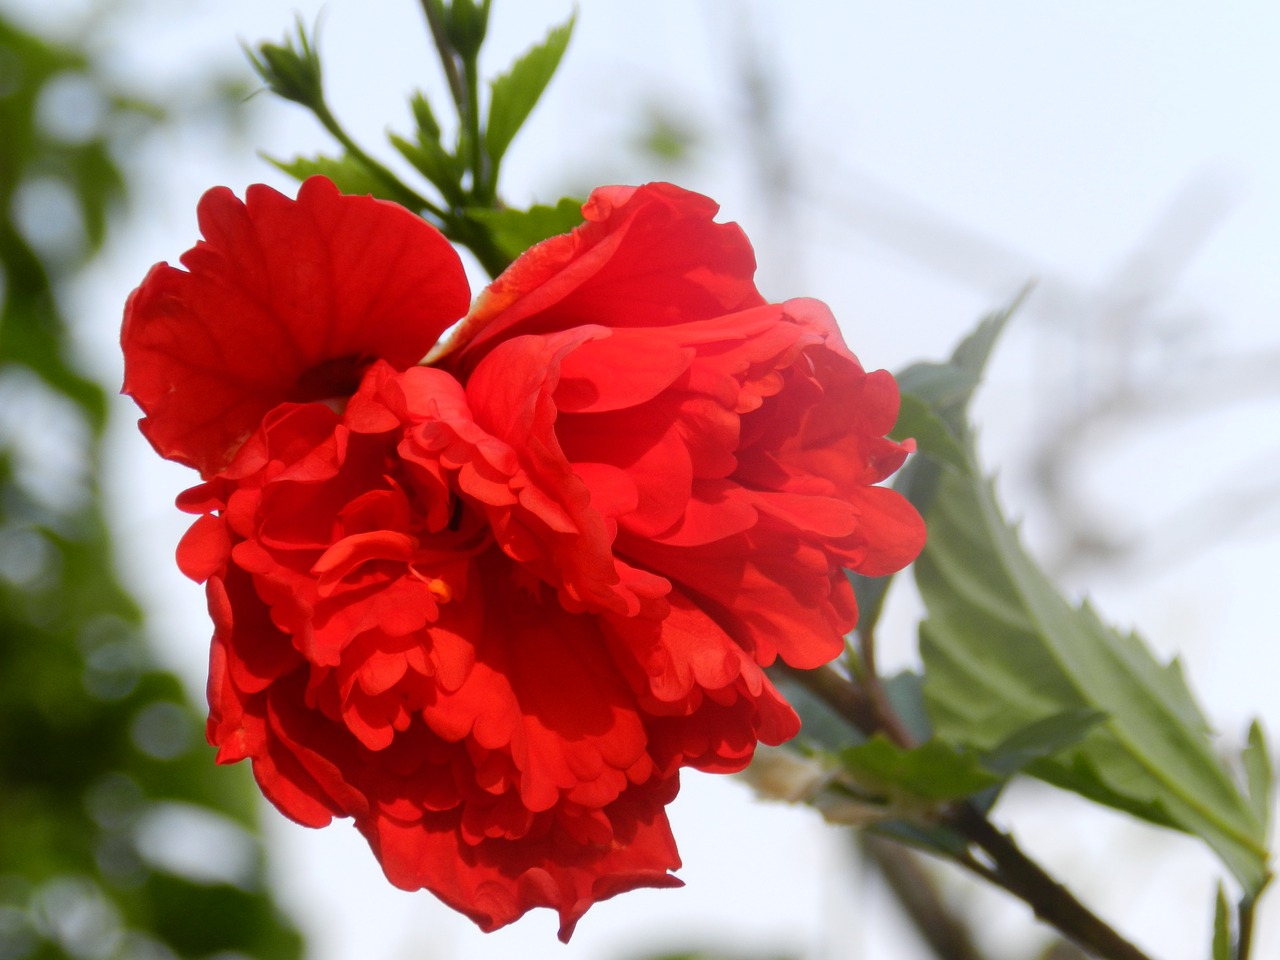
[122,177,925,938]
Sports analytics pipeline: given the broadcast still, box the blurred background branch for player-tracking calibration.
[0,5,302,957]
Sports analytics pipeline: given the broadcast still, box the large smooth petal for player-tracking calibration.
[122,176,470,476]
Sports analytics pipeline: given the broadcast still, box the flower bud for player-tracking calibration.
[445,0,490,58]
[247,19,324,110]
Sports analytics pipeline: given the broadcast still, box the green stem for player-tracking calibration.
[418,0,466,112]
[312,102,448,221]
[862,834,992,960]
[784,664,1160,960]
[948,805,1156,960]
[1237,893,1258,960]
[856,623,916,750]
[462,52,487,199]
[448,216,511,278]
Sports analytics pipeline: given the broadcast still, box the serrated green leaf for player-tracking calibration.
[925,302,1016,433]
[266,152,385,199]
[485,15,574,169]
[886,299,1019,522]
[892,393,967,470]
[464,198,584,261]
[845,300,1017,644]
[894,361,979,412]
[841,735,1002,802]
[917,455,1270,893]
[981,708,1105,777]
[1243,720,1273,837]
[1212,883,1232,960]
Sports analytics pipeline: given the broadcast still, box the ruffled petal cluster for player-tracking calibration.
[122,176,925,938]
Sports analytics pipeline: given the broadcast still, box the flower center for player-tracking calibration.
[413,569,454,604]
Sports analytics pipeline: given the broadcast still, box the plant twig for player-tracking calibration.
[862,833,991,960]
[309,101,446,219]
[948,805,1155,960]
[856,623,918,750]
[782,663,1159,960]
[1237,892,1259,960]
[772,661,880,734]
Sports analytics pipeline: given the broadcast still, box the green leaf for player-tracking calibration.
[463,198,584,261]
[1212,883,1232,960]
[846,300,1021,644]
[892,392,967,470]
[266,152,386,199]
[914,301,1015,434]
[903,304,1270,893]
[917,449,1270,893]
[1242,720,1273,837]
[840,736,1002,803]
[894,361,979,414]
[981,708,1105,777]
[484,15,574,169]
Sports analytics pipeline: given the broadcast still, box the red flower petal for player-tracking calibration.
[361,777,682,942]
[439,182,765,370]
[122,176,469,476]
[135,176,928,940]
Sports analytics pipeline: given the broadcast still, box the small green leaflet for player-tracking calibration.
[485,15,574,170]
[907,309,1271,895]
[1243,720,1274,837]
[268,153,387,200]
[1212,883,1231,960]
[389,133,465,206]
[840,736,1000,802]
[464,198,584,261]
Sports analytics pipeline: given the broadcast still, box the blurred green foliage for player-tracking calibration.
[0,10,303,959]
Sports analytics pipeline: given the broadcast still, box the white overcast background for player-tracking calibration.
[14,1,1280,958]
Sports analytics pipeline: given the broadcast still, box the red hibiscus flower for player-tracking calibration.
[121,176,925,939]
